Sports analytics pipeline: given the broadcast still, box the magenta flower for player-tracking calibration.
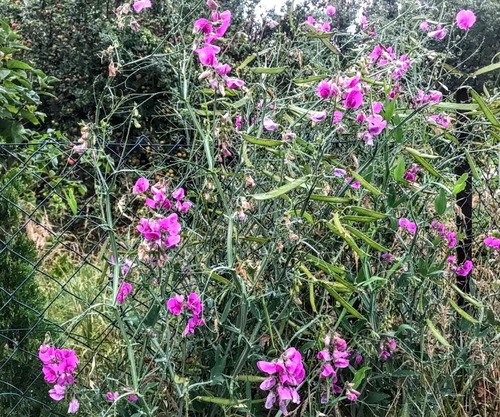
[133,177,149,194]
[420,21,429,31]
[166,294,184,315]
[367,114,387,136]
[187,292,203,315]
[455,260,473,276]
[343,89,364,109]
[333,168,346,177]
[345,177,361,189]
[346,383,360,401]
[68,398,79,414]
[305,16,315,25]
[49,384,66,401]
[116,282,133,304]
[263,117,279,131]
[214,63,231,76]
[310,110,327,122]
[193,18,213,34]
[326,5,336,15]
[484,236,500,250]
[398,218,417,235]
[332,110,343,125]
[322,22,331,32]
[427,114,451,129]
[381,252,395,263]
[172,188,185,200]
[133,0,152,13]
[182,314,205,336]
[106,391,119,402]
[428,25,446,40]
[206,0,218,9]
[195,45,220,66]
[456,10,476,30]
[225,77,245,89]
[317,79,336,99]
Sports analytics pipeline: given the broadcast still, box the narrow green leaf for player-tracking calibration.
[304,254,346,276]
[236,54,256,70]
[348,170,382,195]
[6,59,33,70]
[241,134,283,147]
[294,75,329,84]
[404,147,441,178]
[193,396,246,407]
[472,62,500,77]
[393,155,405,181]
[449,283,483,308]
[326,219,369,257]
[252,176,308,200]
[63,188,77,215]
[425,319,451,347]
[352,366,371,389]
[452,173,468,195]
[342,215,379,222]
[435,102,477,111]
[448,298,479,324]
[350,206,387,219]
[288,209,315,224]
[250,67,286,74]
[310,194,351,203]
[344,225,389,252]
[470,89,500,129]
[318,281,365,320]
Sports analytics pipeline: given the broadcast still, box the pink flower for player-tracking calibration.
[172,188,185,200]
[333,168,346,177]
[305,16,315,25]
[116,282,133,304]
[381,252,395,263]
[455,260,473,276]
[166,294,184,315]
[133,177,149,194]
[193,18,213,34]
[68,398,79,414]
[310,110,327,122]
[420,21,429,31]
[225,77,245,89]
[326,5,336,15]
[399,218,417,235]
[263,117,279,131]
[346,383,360,401]
[49,384,66,401]
[343,89,364,109]
[367,114,387,135]
[371,101,382,114]
[484,236,500,250]
[332,110,343,124]
[133,0,152,13]
[106,391,119,402]
[187,292,203,315]
[206,0,219,10]
[214,63,231,76]
[427,114,451,129]
[345,177,361,189]
[428,25,446,40]
[182,314,205,336]
[195,45,220,66]
[322,22,331,32]
[316,79,336,99]
[456,10,476,30]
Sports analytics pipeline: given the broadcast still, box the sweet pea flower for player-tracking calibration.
[106,391,120,402]
[322,22,331,32]
[484,236,500,250]
[343,89,364,109]
[428,25,446,40]
[456,10,476,30]
[187,292,203,315]
[367,114,387,135]
[206,0,219,9]
[225,77,245,89]
[310,110,327,122]
[49,384,66,401]
[305,16,315,25]
[195,45,220,66]
[317,79,336,99]
[455,260,473,276]
[420,20,429,31]
[116,282,133,304]
[133,0,152,13]
[427,114,451,129]
[263,117,279,131]
[133,177,149,194]
[326,5,336,15]
[345,177,361,189]
[68,398,79,414]
[346,383,360,401]
[332,110,343,125]
[214,63,231,76]
[166,294,184,315]
[399,218,417,235]
[193,18,212,34]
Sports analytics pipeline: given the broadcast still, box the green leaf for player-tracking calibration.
[350,206,387,219]
[309,194,351,203]
[143,304,161,327]
[304,254,346,277]
[250,67,286,74]
[241,134,283,147]
[448,298,479,324]
[294,75,329,84]
[425,319,451,347]
[472,62,500,77]
[236,54,256,70]
[404,147,441,178]
[393,155,405,181]
[318,281,365,320]
[452,173,468,195]
[434,188,447,215]
[449,283,483,308]
[470,89,500,129]
[344,225,389,252]
[351,366,370,389]
[63,188,77,215]
[435,102,478,111]
[6,59,33,70]
[348,170,382,195]
[326,216,369,257]
[251,176,308,200]
[193,396,246,407]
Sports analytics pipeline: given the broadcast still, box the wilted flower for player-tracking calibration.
[68,398,79,414]
[310,110,327,122]
[263,117,279,131]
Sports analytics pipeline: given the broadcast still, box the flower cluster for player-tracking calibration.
[166,292,205,336]
[368,45,412,80]
[430,220,457,249]
[193,1,244,93]
[304,4,336,32]
[379,338,397,360]
[39,343,79,413]
[447,256,474,276]
[484,236,500,251]
[106,387,138,403]
[332,168,361,189]
[133,178,191,262]
[257,347,305,415]
[403,164,420,183]
[427,113,452,129]
[398,218,417,235]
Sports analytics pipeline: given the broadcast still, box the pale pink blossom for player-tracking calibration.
[326,5,336,15]
[310,110,327,122]
[68,398,79,414]
[420,21,429,31]
[263,117,279,131]
[428,25,446,40]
